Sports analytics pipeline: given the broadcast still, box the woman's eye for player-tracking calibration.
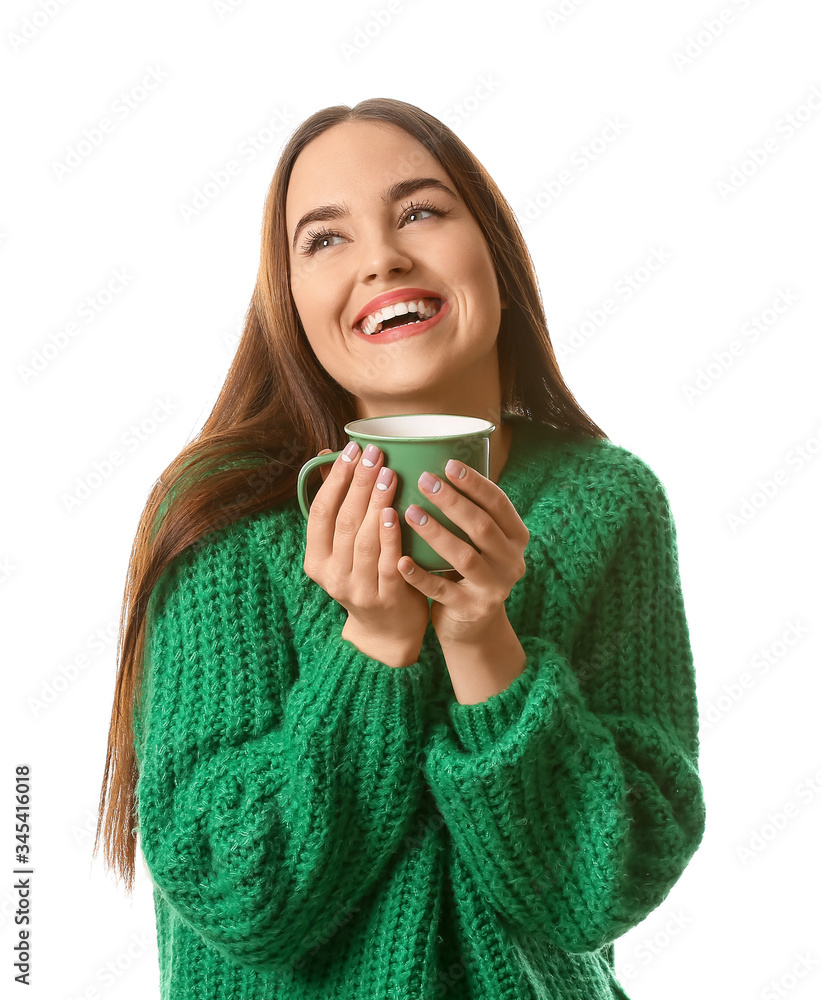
[404,207,436,224]
[301,202,445,255]
[316,233,344,250]
[302,230,344,254]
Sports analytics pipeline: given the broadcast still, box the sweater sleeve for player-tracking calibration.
[421,464,706,954]
[133,522,430,973]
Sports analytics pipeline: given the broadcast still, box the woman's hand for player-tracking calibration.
[397,460,530,646]
[303,443,430,667]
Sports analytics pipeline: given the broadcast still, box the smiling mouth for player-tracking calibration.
[356,297,444,336]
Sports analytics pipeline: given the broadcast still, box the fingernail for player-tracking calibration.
[362,443,380,467]
[382,507,396,527]
[341,441,360,462]
[405,504,428,526]
[376,467,394,491]
[418,471,441,493]
[445,459,466,479]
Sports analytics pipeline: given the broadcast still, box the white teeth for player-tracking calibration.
[360,297,442,335]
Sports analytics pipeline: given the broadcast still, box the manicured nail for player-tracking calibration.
[445,459,466,479]
[382,507,396,527]
[362,444,380,467]
[405,505,428,526]
[418,471,441,493]
[341,441,360,462]
[376,467,394,491]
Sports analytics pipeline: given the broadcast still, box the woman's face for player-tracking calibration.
[285,120,507,415]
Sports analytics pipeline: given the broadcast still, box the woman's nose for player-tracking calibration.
[356,228,413,280]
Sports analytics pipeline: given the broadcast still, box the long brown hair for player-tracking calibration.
[93,96,607,892]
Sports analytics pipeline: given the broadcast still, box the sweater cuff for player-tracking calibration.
[447,646,540,753]
[295,614,436,722]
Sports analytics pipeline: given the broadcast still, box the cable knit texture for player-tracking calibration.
[133,414,706,999]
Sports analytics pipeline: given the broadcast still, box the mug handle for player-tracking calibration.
[297,452,341,519]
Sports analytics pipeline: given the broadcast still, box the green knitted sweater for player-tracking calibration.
[133,414,705,999]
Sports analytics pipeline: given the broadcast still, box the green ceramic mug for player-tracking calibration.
[297,413,496,574]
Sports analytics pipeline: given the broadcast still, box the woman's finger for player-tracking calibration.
[335,445,386,569]
[350,458,395,581]
[377,501,414,599]
[346,463,394,592]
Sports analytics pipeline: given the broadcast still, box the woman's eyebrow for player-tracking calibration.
[291,177,457,250]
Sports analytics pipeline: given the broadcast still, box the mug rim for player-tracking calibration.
[343,413,495,443]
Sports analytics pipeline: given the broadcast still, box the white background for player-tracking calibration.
[3,0,820,997]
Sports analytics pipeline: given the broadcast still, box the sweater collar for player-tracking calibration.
[496,412,533,498]
[496,412,571,512]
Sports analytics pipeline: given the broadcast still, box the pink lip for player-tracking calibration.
[353,299,450,344]
[352,287,444,331]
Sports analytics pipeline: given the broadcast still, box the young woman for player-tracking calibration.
[95,97,706,999]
